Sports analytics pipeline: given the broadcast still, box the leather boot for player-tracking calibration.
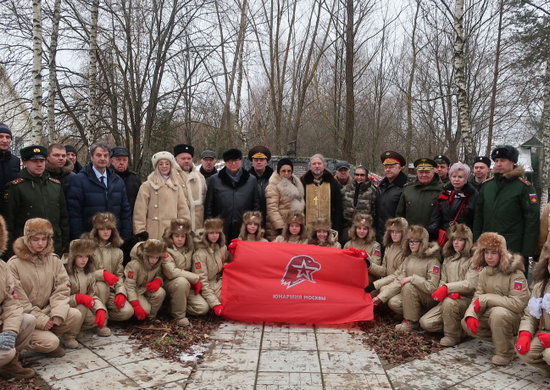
[0,352,36,379]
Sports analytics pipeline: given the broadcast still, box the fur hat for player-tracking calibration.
[284,210,305,225]
[403,225,440,258]
[204,218,225,233]
[442,224,473,258]
[0,215,7,256]
[349,214,376,243]
[90,212,123,248]
[21,218,54,255]
[163,218,193,249]
[472,232,524,274]
[65,238,96,274]
[308,217,337,244]
[151,151,177,169]
[382,217,408,247]
[310,217,331,232]
[140,239,167,258]
[238,211,265,241]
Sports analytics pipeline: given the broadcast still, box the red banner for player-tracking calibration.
[221,240,373,324]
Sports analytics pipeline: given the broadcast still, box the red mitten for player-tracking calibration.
[473,298,481,313]
[536,332,550,348]
[145,278,163,292]
[431,285,448,302]
[213,305,224,316]
[465,316,479,334]
[447,292,462,299]
[515,331,533,354]
[95,309,106,329]
[130,300,147,320]
[75,294,95,308]
[103,270,119,286]
[228,239,239,255]
[191,280,202,295]
[114,293,126,309]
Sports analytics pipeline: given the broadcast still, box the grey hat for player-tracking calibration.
[110,146,130,158]
[201,150,216,159]
[335,161,350,171]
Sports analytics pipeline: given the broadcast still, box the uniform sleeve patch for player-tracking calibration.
[194,262,202,270]
[373,249,381,257]
[529,193,538,204]
[127,271,134,279]
[11,289,19,300]
[432,265,440,274]
[514,281,523,291]
[164,252,170,259]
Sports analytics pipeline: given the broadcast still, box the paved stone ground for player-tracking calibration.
[19,321,550,390]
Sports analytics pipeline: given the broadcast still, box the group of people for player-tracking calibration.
[0,119,549,378]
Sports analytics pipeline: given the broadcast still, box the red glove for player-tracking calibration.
[431,286,448,302]
[95,309,106,329]
[228,239,239,255]
[75,294,95,308]
[465,316,479,334]
[145,278,163,292]
[473,298,481,313]
[114,293,126,309]
[103,270,119,286]
[447,292,462,300]
[130,300,147,320]
[515,331,532,354]
[213,305,224,316]
[191,280,202,295]
[536,333,550,348]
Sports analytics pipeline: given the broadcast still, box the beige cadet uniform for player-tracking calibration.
[373,243,406,290]
[124,242,166,319]
[461,253,529,360]
[175,164,206,231]
[8,237,80,353]
[192,238,226,309]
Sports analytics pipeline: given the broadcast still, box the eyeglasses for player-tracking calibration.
[355,173,366,177]
[408,240,421,244]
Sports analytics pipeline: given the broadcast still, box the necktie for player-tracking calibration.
[100,175,106,188]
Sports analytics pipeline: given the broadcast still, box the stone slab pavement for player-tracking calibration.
[18,321,550,390]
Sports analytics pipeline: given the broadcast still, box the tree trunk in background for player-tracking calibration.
[406,1,420,166]
[47,0,62,143]
[87,0,99,144]
[540,54,550,209]
[31,0,43,144]
[342,0,354,162]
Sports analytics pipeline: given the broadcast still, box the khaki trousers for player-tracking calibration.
[420,296,470,339]
[0,314,36,366]
[518,331,550,370]
[96,281,134,322]
[166,277,210,319]
[27,308,81,353]
[137,288,166,319]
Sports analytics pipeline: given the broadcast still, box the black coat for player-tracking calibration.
[204,167,261,240]
[112,167,142,214]
[248,165,274,228]
[375,171,408,242]
[0,151,20,192]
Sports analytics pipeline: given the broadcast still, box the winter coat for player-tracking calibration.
[2,169,69,256]
[133,176,190,240]
[519,280,550,334]
[200,166,217,185]
[538,202,550,255]
[46,159,75,195]
[112,167,142,216]
[438,252,477,298]
[65,258,105,313]
[274,235,308,244]
[396,175,442,228]
[427,181,478,240]
[192,235,226,308]
[377,242,441,304]
[8,237,71,330]
[204,167,261,241]
[373,243,406,290]
[341,181,377,229]
[310,229,341,248]
[301,169,343,235]
[249,165,274,229]
[334,174,352,188]
[343,224,382,277]
[473,166,539,257]
[0,260,23,334]
[0,150,20,193]
[93,242,127,296]
[123,242,165,302]
[464,252,529,320]
[376,171,409,242]
[175,165,206,231]
[162,246,199,284]
[66,164,132,240]
[265,172,305,240]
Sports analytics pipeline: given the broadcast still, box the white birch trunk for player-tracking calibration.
[47,0,62,143]
[31,0,43,144]
[540,54,550,210]
[87,0,100,144]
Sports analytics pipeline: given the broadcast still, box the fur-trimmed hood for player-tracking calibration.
[89,212,124,248]
[403,225,440,259]
[64,238,96,275]
[162,218,194,251]
[129,239,167,270]
[534,242,550,282]
[472,232,525,274]
[491,165,524,181]
[349,213,376,243]
[14,218,55,257]
[238,211,265,241]
[382,217,408,247]
[301,169,335,185]
[0,215,7,255]
[442,224,473,258]
[46,158,74,175]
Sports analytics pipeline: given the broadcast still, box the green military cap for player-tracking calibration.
[20,145,48,161]
[413,158,437,171]
[380,150,406,166]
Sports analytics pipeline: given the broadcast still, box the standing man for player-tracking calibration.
[110,146,141,218]
[64,145,82,174]
[396,158,442,228]
[434,155,450,184]
[301,154,343,235]
[204,148,260,240]
[199,150,217,184]
[45,143,75,195]
[376,151,409,242]
[334,161,352,188]
[174,144,206,230]
[473,145,539,265]
[469,156,491,192]
[0,124,20,192]
[66,142,132,240]
[2,145,69,256]
[247,146,273,230]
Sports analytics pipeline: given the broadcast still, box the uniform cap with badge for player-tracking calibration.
[413,158,437,171]
[491,145,519,163]
[380,151,406,166]
[20,145,48,161]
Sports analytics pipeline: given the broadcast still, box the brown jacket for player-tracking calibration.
[0,261,23,334]
[8,237,71,330]
[175,165,206,231]
[123,242,165,302]
[265,172,305,240]
[133,176,191,240]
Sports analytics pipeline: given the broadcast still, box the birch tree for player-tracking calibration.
[31,0,43,143]
[46,0,62,142]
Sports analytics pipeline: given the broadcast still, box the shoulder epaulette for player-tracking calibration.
[518,177,531,186]
[48,178,61,184]
[10,178,25,185]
